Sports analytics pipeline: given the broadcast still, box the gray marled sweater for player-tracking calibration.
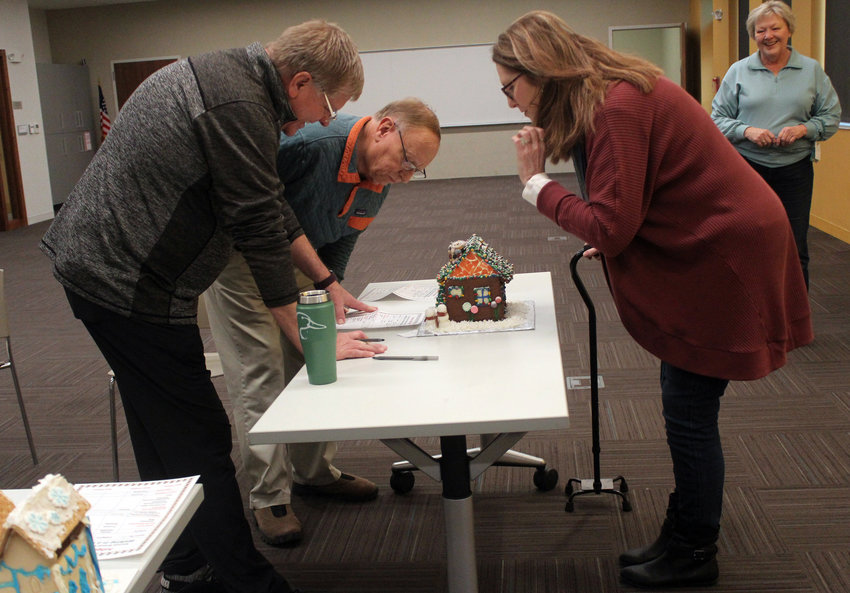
[40,42,304,324]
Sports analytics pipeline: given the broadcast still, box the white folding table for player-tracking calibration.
[249,271,569,593]
[3,484,203,593]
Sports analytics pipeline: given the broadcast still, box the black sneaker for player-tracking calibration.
[161,565,224,593]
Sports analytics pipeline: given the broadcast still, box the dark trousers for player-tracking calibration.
[745,156,814,288]
[65,290,291,593]
[661,362,729,546]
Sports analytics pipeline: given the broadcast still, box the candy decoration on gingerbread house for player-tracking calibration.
[1,474,104,593]
[437,234,514,322]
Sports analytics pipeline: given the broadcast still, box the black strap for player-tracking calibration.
[571,141,589,202]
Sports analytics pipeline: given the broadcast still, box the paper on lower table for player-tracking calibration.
[76,476,199,559]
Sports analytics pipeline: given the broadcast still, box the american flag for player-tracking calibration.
[98,83,111,142]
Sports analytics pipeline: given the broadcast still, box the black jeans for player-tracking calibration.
[745,156,814,288]
[66,290,292,593]
[661,362,729,546]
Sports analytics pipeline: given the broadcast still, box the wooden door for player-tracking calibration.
[0,50,27,231]
[113,57,178,111]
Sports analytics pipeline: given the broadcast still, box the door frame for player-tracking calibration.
[0,49,27,231]
[110,55,179,113]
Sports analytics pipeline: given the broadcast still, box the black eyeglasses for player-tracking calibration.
[500,72,523,101]
[397,128,426,179]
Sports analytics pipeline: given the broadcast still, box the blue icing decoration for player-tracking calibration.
[48,487,71,507]
[0,560,52,593]
[80,569,91,593]
[25,512,48,534]
[49,511,63,525]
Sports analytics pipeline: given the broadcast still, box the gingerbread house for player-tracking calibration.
[1,474,104,593]
[437,234,514,322]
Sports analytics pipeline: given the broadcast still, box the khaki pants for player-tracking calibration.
[204,251,340,509]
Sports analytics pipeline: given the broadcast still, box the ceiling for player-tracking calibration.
[27,0,155,9]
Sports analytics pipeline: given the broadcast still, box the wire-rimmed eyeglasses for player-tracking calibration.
[322,92,338,121]
[397,128,426,179]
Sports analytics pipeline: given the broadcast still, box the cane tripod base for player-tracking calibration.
[565,476,631,512]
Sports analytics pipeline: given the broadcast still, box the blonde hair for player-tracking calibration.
[493,10,662,163]
[266,20,364,100]
[375,98,441,140]
[747,1,796,39]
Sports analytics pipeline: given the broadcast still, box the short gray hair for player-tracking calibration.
[265,20,364,100]
[747,1,796,39]
[375,98,441,140]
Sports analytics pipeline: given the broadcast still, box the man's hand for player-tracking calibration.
[327,282,377,323]
[336,331,387,360]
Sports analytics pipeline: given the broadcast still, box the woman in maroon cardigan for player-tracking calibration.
[493,10,812,589]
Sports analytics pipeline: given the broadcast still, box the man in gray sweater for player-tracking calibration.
[41,20,383,593]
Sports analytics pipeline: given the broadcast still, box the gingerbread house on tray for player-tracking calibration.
[1,474,104,593]
[436,234,514,322]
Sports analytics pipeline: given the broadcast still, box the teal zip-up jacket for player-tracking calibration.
[278,114,390,280]
[711,48,840,167]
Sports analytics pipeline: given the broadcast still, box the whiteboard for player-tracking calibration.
[341,44,529,128]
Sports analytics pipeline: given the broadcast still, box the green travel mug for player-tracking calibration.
[296,289,337,385]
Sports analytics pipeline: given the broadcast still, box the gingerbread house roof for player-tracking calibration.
[1,474,91,560]
[438,234,514,284]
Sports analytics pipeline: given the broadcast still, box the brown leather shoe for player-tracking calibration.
[253,504,302,546]
[293,473,378,501]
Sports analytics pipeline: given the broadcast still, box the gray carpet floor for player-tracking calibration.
[2,173,848,592]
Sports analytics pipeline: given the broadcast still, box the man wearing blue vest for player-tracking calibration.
[205,98,441,546]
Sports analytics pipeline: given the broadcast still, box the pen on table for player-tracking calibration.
[360,338,385,342]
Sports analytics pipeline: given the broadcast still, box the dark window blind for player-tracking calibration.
[825,2,849,123]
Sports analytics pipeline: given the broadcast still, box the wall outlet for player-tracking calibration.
[28,123,40,134]
[16,124,29,135]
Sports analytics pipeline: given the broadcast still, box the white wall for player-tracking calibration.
[0,0,54,224]
[3,0,691,224]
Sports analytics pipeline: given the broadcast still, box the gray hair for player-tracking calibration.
[265,20,364,100]
[747,1,796,39]
[375,98,441,140]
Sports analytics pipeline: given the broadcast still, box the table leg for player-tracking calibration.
[440,435,478,593]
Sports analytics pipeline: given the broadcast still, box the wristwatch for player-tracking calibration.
[314,270,337,290]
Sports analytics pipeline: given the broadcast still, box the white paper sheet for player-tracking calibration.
[76,476,199,559]
[337,310,424,330]
[357,282,438,302]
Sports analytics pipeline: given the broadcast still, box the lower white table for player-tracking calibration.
[250,271,569,593]
[4,484,203,593]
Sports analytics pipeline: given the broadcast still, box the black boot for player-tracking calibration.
[620,541,718,588]
[619,492,677,567]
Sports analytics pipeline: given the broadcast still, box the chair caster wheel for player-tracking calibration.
[619,477,629,493]
[533,468,559,491]
[622,499,632,512]
[390,471,415,494]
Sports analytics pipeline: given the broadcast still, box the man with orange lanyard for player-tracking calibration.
[205,98,440,547]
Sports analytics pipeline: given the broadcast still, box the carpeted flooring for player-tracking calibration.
[2,173,848,592]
